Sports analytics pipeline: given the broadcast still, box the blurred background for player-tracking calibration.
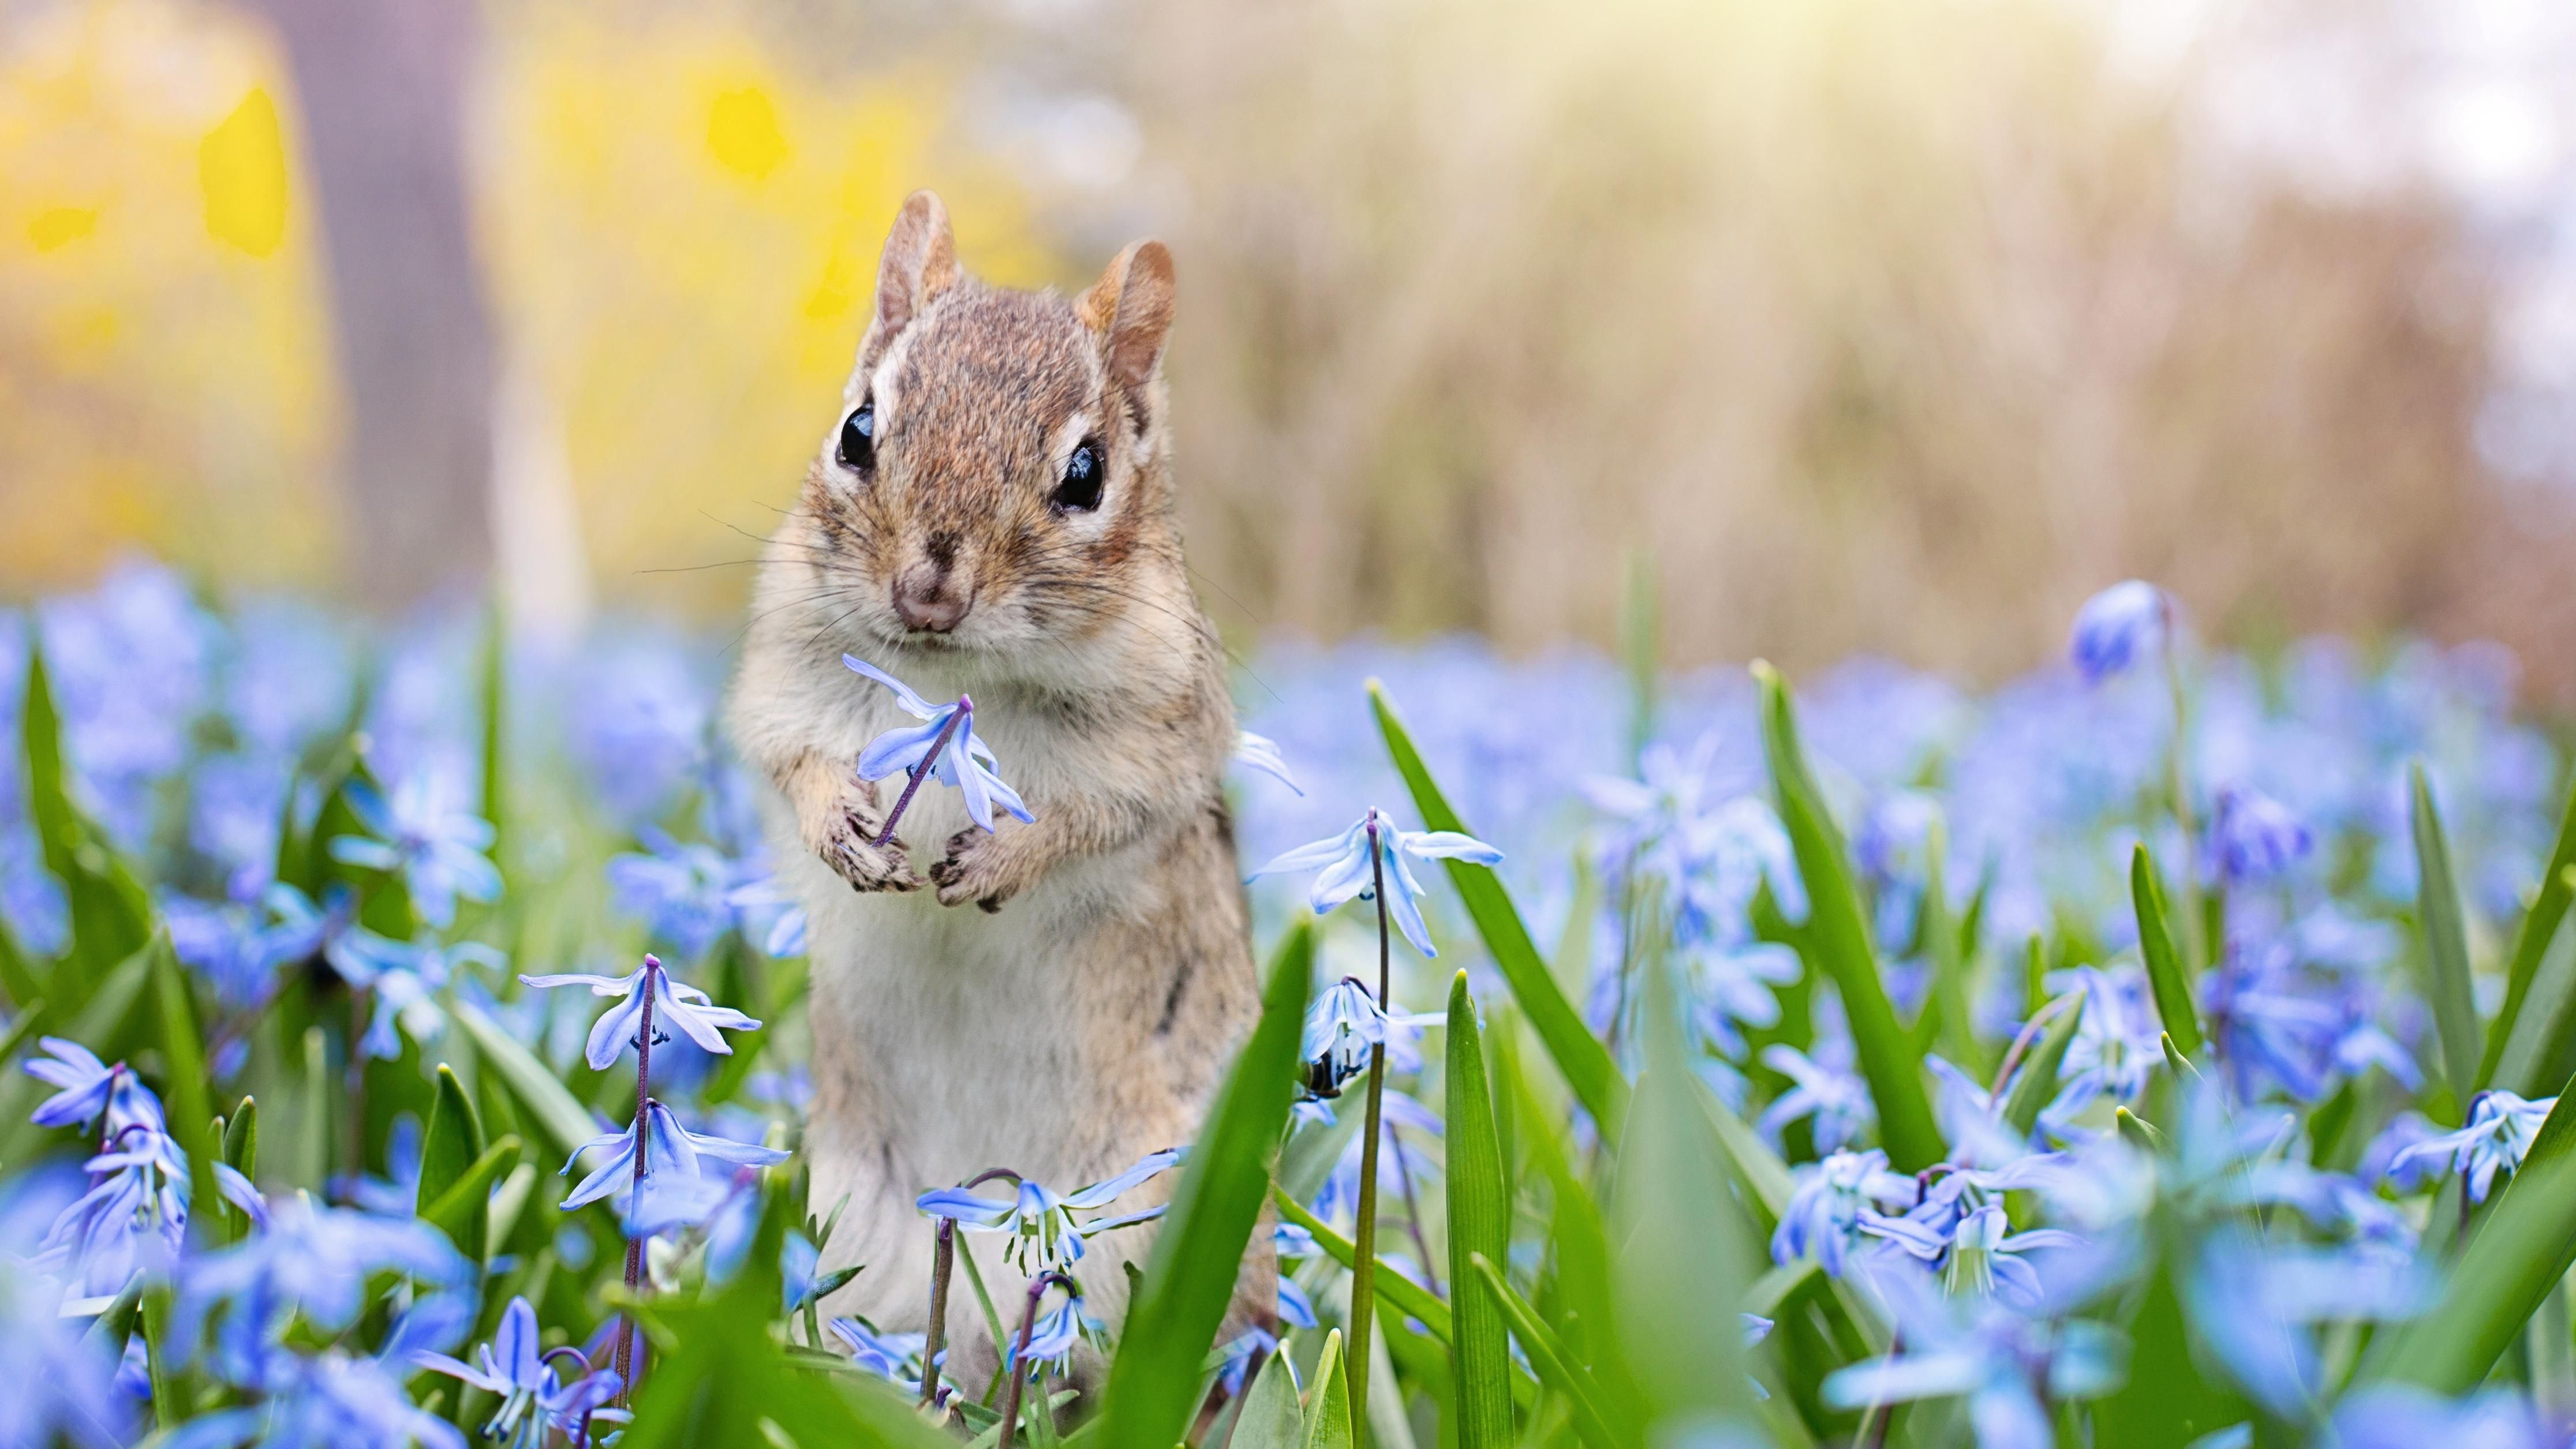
[5,0,2575,698]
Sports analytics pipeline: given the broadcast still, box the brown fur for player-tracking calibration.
[726,192,1268,1387]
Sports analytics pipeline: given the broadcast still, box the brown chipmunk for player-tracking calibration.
[725,192,1266,1378]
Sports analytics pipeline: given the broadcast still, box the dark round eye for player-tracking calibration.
[1053,439,1104,512]
[837,401,876,473]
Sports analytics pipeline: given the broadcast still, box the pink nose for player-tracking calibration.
[892,568,968,633]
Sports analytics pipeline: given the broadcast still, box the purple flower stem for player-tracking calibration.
[613,957,661,1405]
[1345,810,1390,1445]
[920,1216,956,1410]
[996,1271,1076,1449]
[873,698,972,848]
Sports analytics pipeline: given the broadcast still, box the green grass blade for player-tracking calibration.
[1369,682,1627,1136]
[2130,845,2200,1058]
[2412,763,2482,1104]
[2480,773,2576,1091]
[1232,1349,1306,1449]
[2001,995,2084,1138]
[222,1095,258,1179]
[1445,974,1514,1449]
[147,932,222,1244]
[20,647,153,1000]
[451,999,597,1162]
[2364,1089,2576,1394]
[0,915,43,1013]
[1101,921,1310,1449]
[1304,1330,1352,1449]
[1701,1079,1795,1228]
[478,597,507,843]
[1470,1253,1621,1449]
[0,998,47,1069]
[421,1136,521,1264]
[1752,662,1940,1171]
[419,1064,489,1213]
[1272,1188,1453,1343]
[0,944,151,1164]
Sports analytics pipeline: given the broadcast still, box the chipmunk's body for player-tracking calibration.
[725,193,1263,1379]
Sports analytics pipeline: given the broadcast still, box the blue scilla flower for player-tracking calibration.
[842,656,1033,833]
[1823,1265,2122,1449]
[2207,785,2312,887]
[557,1101,788,1216]
[0,1261,136,1447]
[917,1148,1184,1275]
[1299,976,1440,1099]
[831,1316,936,1396]
[163,1346,471,1449]
[39,557,218,849]
[169,1199,470,1388]
[2049,966,2162,1113]
[723,867,808,958]
[328,773,502,928]
[413,1297,625,1449]
[2067,579,2172,684]
[521,954,761,1072]
[26,1037,159,1135]
[2185,1228,2436,1419]
[1860,1200,2084,1309]
[1756,1042,1874,1154]
[2326,1386,2547,1449]
[1770,1148,1919,1279]
[1232,731,1303,795]
[1248,807,1502,957]
[164,884,332,1011]
[606,830,747,960]
[326,934,503,1063]
[2392,1089,2556,1204]
[1007,1287,1094,1374]
[1312,1089,1446,1229]
[1680,941,1801,1058]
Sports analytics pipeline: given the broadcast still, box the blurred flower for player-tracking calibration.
[2361,1113,2448,1193]
[1233,731,1303,795]
[1299,976,1438,1099]
[1823,1266,2122,1449]
[2051,967,2160,1111]
[723,869,807,958]
[1859,1200,2081,1308]
[917,1148,1183,1274]
[2207,787,2312,888]
[2392,1089,2555,1204]
[1248,807,1501,957]
[831,1316,934,1395]
[328,774,501,928]
[521,954,761,1071]
[159,1347,469,1449]
[1756,1042,1873,1153]
[0,1262,134,1448]
[2186,1229,2436,1417]
[843,656,1032,832]
[1771,1148,1919,1278]
[2067,581,2171,683]
[607,832,749,960]
[169,1200,471,1387]
[2325,1386,2545,1449]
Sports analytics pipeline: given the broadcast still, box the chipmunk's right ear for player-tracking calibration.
[870,190,960,342]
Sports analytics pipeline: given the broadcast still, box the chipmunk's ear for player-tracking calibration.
[873,190,959,339]
[1079,239,1175,393]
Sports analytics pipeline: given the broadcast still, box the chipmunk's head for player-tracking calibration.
[802,190,1183,658]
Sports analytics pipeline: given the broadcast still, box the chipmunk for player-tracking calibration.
[725,192,1266,1380]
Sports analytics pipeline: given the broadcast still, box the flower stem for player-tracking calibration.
[1345,811,1390,1448]
[2160,625,2207,967]
[874,699,972,847]
[920,1217,956,1409]
[997,1271,1072,1449]
[614,957,661,1406]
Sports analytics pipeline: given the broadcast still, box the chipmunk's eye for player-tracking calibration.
[837,401,876,473]
[1053,439,1104,513]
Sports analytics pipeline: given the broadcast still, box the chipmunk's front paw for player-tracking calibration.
[815,787,924,895]
[930,829,1020,913]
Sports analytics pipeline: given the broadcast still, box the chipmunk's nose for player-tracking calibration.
[891,557,970,634]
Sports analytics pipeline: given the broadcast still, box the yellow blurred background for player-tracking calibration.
[5,0,2574,695]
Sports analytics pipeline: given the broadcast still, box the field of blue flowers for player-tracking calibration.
[3,557,2574,1449]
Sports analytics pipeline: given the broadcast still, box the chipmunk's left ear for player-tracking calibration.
[1079,240,1175,393]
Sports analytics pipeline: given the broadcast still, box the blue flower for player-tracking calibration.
[1859,1200,2084,1308]
[1299,976,1440,1099]
[2393,1089,2555,1204]
[606,832,747,960]
[328,773,502,928]
[842,656,1033,832]
[2050,967,2161,1113]
[1823,1267,2122,1449]
[2325,1386,2546,1449]
[556,1102,788,1219]
[1755,1042,1874,1154]
[0,1264,136,1448]
[916,1148,1183,1274]
[521,954,761,1072]
[2185,1228,2436,1417]
[1770,1148,1917,1279]
[1008,1287,1093,1374]
[413,1297,625,1449]
[723,868,807,958]
[1248,807,1502,957]
[160,1349,469,1449]
[2067,580,2171,683]
[1232,731,1304,795]
[169,1199,471,1388]
[2207,785,2312,887]
[25,1037,149,1134]
[830,1316,934,1394]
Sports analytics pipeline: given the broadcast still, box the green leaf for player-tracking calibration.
[1304,1330,1353,1449]
[0,998,47,1069]
[2001,995,2084,1139]
[2412,763,2482,1104]
[0,943,151,1164]
[223,1095,259,1178]
[1753,662,1940,1171]
[1613,942,1749,1424]
[2481,773,2576,1091]
[0,913,43,1012]
[1470,1253,1621,1449]
[2130,845,2200,1059]
[2113,1107,2163,1153]
[1445,974,1515,1449]
[1272,1189,1453,1343]
[478,597,507,843]
[1100,921,1310,1449]
[2091,1215,2247,1449]
[419,1065,489,1213]
[147,931,222,1243]
[421,1135,519,1265]
[1744,1260,1819,1321]
[2364,1093,2576,1394]
[20,646,153,1002]
[1702,1071,1796,1229]
[451,999,597,1162]
[1370,682,1628,1136]
[1232,1349,1306,1449]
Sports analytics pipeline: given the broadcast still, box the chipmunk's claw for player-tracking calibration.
[821,806,923,894]
[932,828,1018,911]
